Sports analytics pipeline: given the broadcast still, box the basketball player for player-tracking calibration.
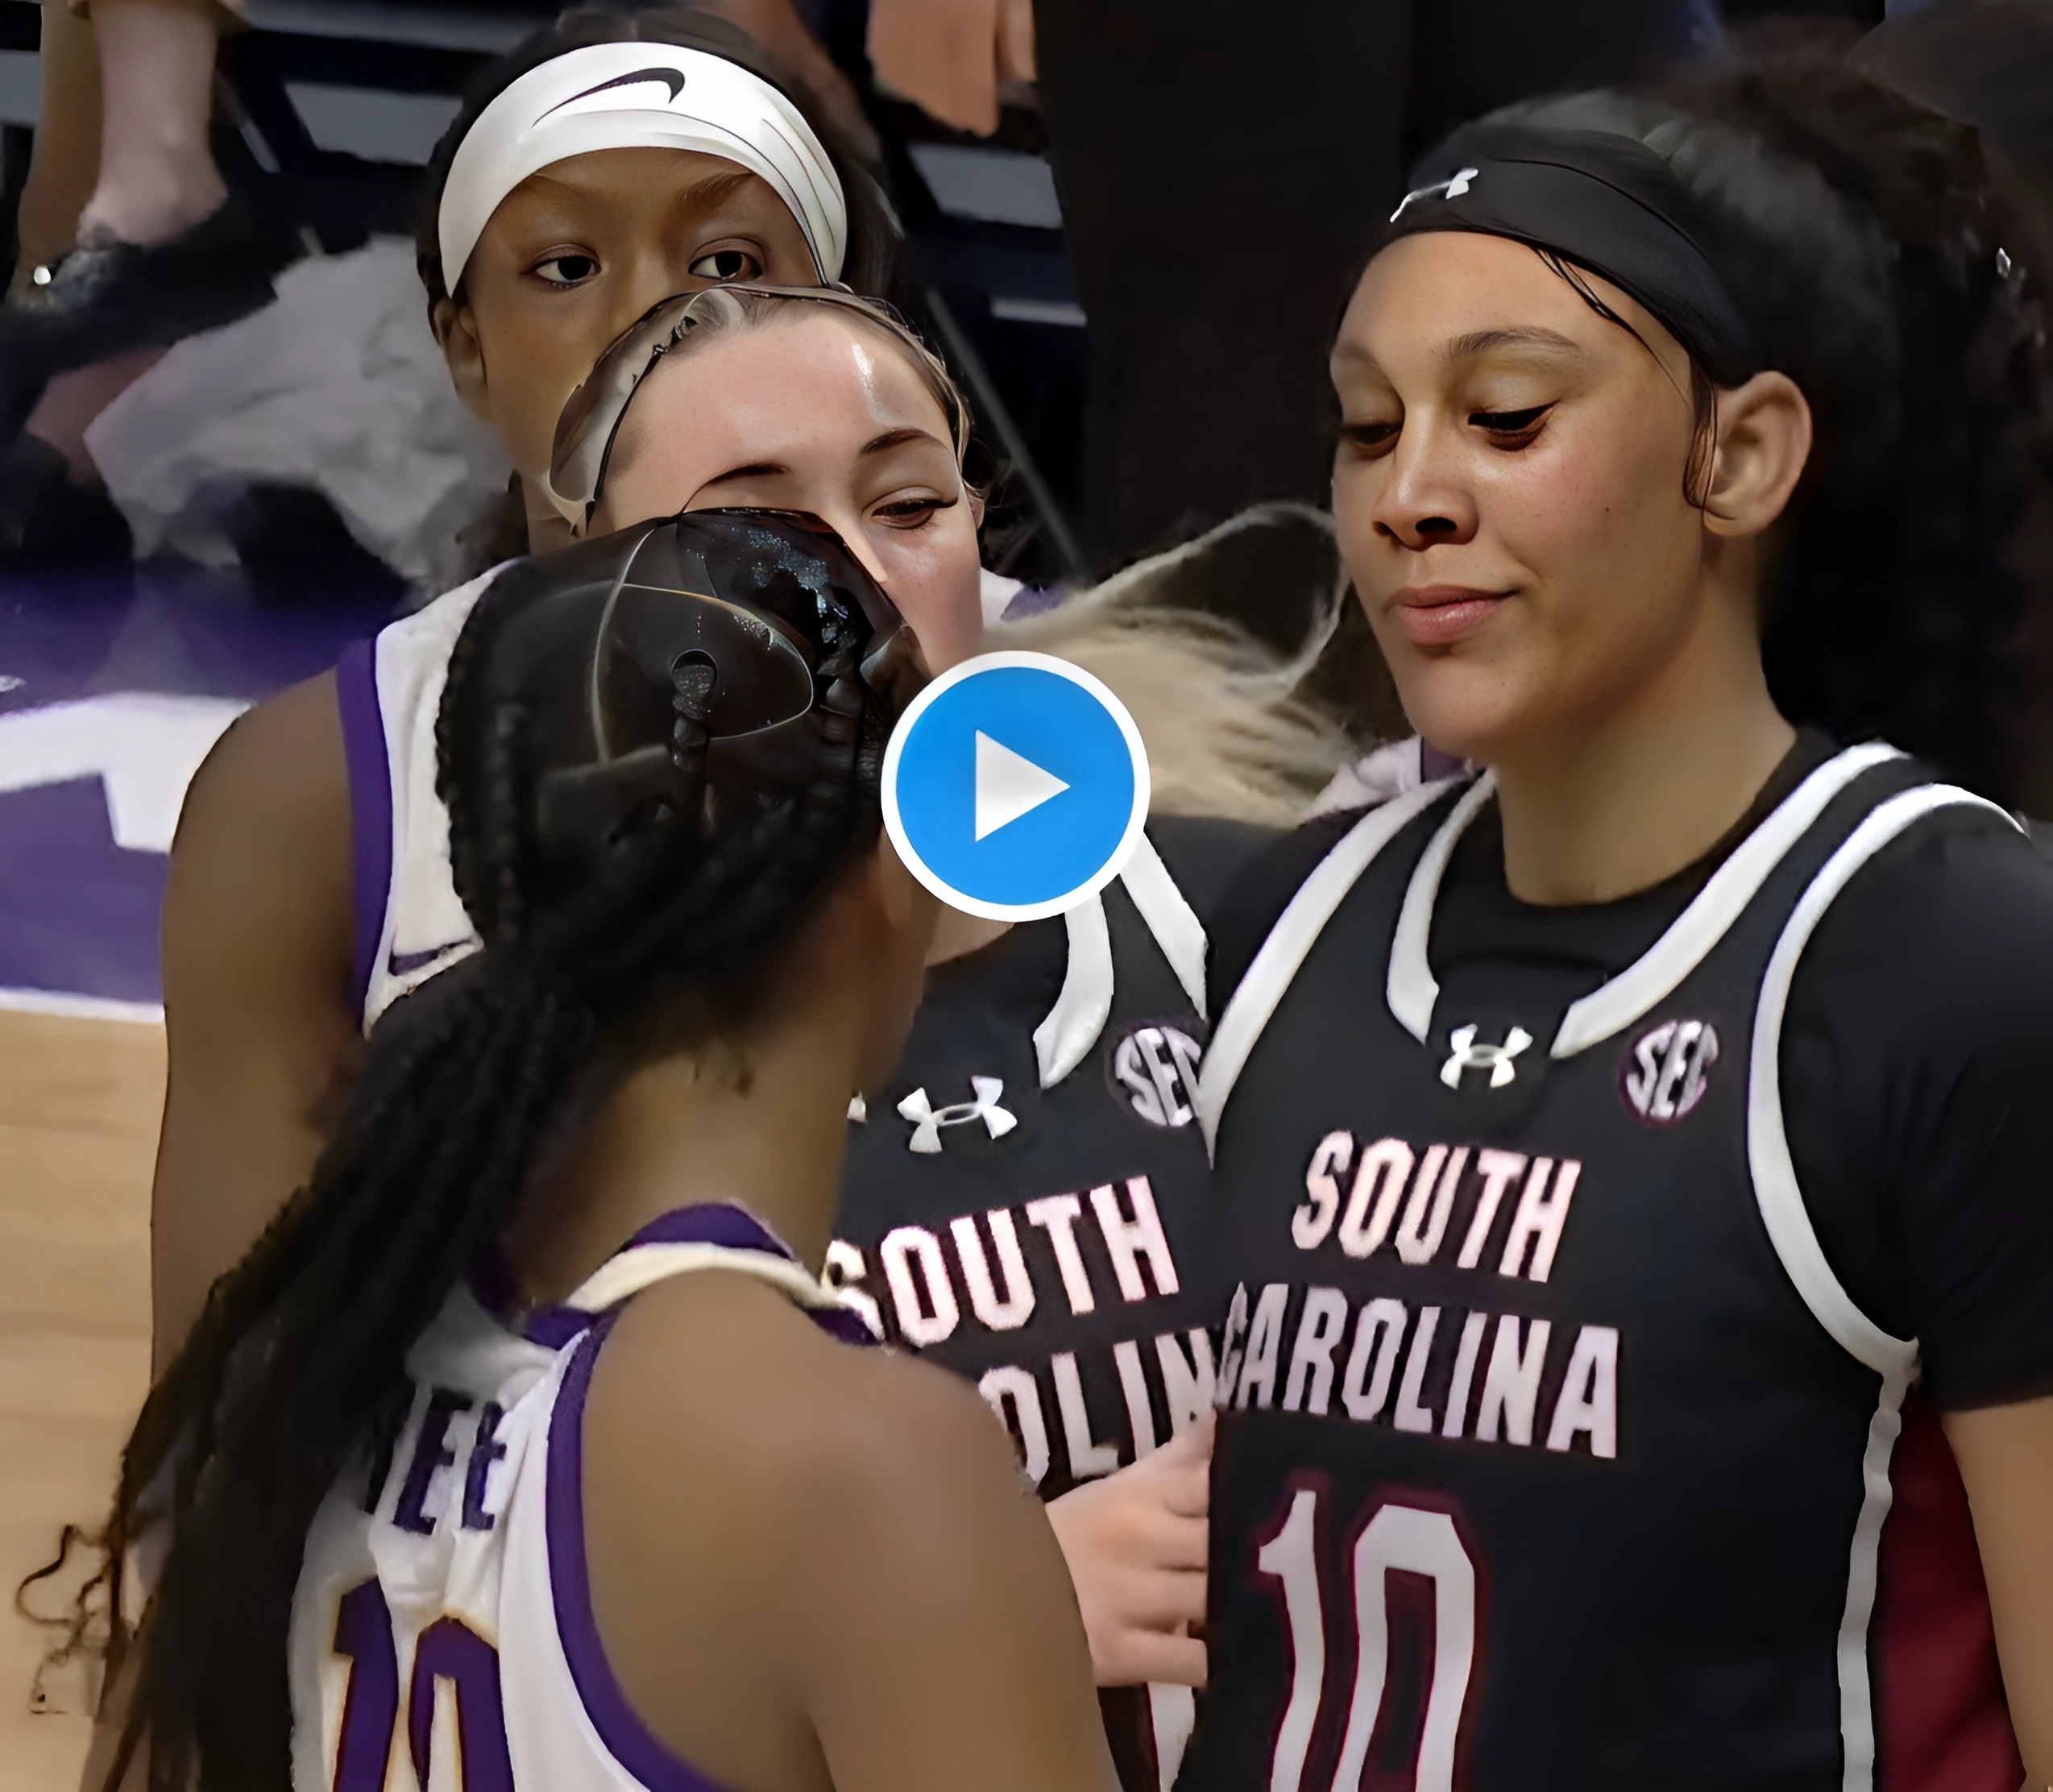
[152,278,1340,1788]
[1186,39,2053,1792]
[96,508,1118,1792]
[417,2,901,559]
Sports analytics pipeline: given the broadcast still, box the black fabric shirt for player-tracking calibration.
[1209,733,2053,1410]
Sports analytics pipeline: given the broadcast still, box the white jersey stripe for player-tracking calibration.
[1120,832,1209,1020]
[1745,779,2009,1379]
[1196,778,1460,1155]
[1741,778,2016,1792]
[1550,742,1904,1057]
[1384,774,1495,1043]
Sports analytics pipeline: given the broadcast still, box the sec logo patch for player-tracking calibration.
[1622,1018,1719,1126]
[1110,1023,1203,1129]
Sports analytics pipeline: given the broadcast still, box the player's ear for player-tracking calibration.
[434,298,491,421]
[1701,371,1811,538]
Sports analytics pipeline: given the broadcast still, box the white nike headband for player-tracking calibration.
[438,41,848,292]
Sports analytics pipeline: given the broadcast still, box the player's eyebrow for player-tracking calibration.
[860,426,948,457]
[1438,326,1586,367]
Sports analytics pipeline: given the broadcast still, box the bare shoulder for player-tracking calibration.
[164,669,354,1023]
[175,670,346,857]
[587,1270,1022,1527]
[582,1273,1112,1791]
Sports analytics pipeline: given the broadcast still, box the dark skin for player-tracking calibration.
[148,674,358,1372]
[534,850,1116,1790]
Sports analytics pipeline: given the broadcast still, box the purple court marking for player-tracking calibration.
[0,562,396,1006]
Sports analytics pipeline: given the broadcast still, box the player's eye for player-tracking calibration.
[1470,404,1552,444]
[875,493,959,529]
[529,251,599,288]
[689,247,764,282]
[1338,419,1400,457]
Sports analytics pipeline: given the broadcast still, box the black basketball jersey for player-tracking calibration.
[830,815,1263,1792]
[1182,745,2018,1792]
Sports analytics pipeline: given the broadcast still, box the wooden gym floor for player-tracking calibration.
[0,1006,160,1792]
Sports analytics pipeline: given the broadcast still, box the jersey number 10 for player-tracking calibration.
[331,1579,513,1792]
[1256,1488,1479,1792]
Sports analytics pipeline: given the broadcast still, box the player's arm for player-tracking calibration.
[151,672,360,1369]
[591,1280,1120,1792]
[1945,1397,2053,1785]
[788,1353,1120,1791]
[800,1371,1125,1773]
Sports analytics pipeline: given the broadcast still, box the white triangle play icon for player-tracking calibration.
[974,731,1069,840]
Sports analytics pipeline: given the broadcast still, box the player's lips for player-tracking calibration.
[1388,583,1512,647]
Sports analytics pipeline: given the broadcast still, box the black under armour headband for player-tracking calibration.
[1379,127,1760,386]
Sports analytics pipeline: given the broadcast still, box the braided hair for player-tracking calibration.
[413,2,904,309]
[100,513,923,1792]
[1462,21,2053,802]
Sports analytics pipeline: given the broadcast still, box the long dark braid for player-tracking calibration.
[102,519,915,1791]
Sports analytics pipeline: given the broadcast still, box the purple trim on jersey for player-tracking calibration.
[334,636,392,1016]
[537,1202,877,1789]
[521,1204,801,1346]
[808,1303,880,1347]
[525,1305,595,1350]
[622,1204,798,1257]
[546,1309,734,1792]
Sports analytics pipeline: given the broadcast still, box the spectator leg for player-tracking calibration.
[76,0,226,250]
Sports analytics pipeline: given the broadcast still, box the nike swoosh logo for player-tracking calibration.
[538,68,686,122]
[388,941,470,977]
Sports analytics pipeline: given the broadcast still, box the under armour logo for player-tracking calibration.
[1390,165,1479,222]
[898,1076,1018,1154]
[1440,1023,1532,1091]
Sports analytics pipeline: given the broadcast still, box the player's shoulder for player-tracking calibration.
[1813,790,2053,1036]
[173,669,348,900]
[1145,812,1283,924]
[588,1269,1018,1520]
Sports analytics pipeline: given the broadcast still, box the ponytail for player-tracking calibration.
[1488,22,2052,800]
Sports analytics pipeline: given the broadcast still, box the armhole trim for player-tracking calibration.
[1747,781,2014,1378]
[334,637,392,1019]
[1552,742,1905,1057]
[1197,778,1461,1155]
[544,1321,735,1792]
[1386,774,1495,1043]
[1036,894,1115,1089]
[1120,832,1208,1019]
[1746,779,2016,1792]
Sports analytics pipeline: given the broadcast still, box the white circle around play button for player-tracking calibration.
[883,651,1151,922]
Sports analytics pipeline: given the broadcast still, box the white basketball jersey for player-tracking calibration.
[288,1203,856,1792]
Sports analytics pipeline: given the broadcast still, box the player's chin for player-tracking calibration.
[1383,650,1535,769]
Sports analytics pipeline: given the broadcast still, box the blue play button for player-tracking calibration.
[883,651,1151,921]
